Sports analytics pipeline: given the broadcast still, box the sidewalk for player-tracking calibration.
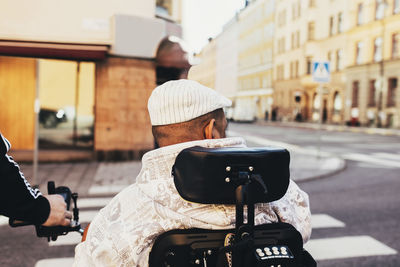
[256,120,400,137]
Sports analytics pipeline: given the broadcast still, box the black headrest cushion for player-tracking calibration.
[172,146,290,204]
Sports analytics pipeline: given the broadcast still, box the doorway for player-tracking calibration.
[38,59,95,149]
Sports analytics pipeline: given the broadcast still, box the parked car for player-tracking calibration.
[39,108,67,128]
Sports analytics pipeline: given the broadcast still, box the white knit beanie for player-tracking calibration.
[148,79,232,126]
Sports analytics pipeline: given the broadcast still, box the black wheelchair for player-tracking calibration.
[149,146,316,267]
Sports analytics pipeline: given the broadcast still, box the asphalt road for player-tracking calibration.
[229,122,400,266]
[0,122,399,266]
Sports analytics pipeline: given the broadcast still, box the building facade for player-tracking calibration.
[345,0,400,128]
[273,0,349,124]
[183,0,400,128]
[0,0,188,159]
[236,0,275,121]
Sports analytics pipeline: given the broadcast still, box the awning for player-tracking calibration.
[0,40,109,61]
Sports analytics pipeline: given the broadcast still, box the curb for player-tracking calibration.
[294,157,347,183]
[255,121,400,137]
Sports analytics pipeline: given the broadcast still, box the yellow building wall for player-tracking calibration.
[0,57,36,149]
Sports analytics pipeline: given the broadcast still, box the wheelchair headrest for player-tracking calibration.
[172,146,290,205]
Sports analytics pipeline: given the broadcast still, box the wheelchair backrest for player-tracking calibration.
[173,146,290,204]
[149,146,315,267]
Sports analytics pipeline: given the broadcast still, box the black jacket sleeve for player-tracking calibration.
[0,133,50,225]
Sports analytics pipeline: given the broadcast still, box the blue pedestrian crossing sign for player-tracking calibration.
[312,61,330,83]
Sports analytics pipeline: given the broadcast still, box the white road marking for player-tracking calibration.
[305,235,397,260]
[311,214,345,229]
[227,130,333,157]
[78,197,112,208]
[342,153,400,168]
[88,185,126,195]
[35,257,74,267]
[78,210,99,223]
[0,216,8,226]
[373,153,400,161]
[49,233,82,247]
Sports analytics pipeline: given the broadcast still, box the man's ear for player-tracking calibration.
[204,119,216,139]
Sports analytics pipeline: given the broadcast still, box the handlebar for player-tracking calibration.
[9,181,84,242]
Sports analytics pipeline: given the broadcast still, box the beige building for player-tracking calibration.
[345,0,400,128]
[215,17,239,100]
[274,0,400,128]
[188,38,216,89]
[0,0,188,159]
[273,0,349,123]
[235,0,275,121]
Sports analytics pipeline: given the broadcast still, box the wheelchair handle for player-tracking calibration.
[9,181,83,242]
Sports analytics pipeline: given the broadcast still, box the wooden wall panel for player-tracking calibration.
[94,57,155,155]
[0,57,36,150]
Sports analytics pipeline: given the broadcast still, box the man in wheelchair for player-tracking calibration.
[73,80,312,266]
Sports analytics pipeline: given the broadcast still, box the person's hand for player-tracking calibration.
[42,195,72,227]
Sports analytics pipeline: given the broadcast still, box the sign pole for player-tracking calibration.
[317,83,323,159]
[312,60,331,159]
[33,59,40,186]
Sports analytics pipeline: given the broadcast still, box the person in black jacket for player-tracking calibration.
[0,132,72,226]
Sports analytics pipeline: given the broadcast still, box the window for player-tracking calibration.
[357,3,364,25]
[306,57,313,74]
[291,32,295,49]
[368,80,376,107]
[329,16,334,36]
[388,78,397,107]
[298,1,301,17]
[295,61,299,78]
[374,37,383,62]
[333,92,342,114]
[336,49,343,71]
[392,33,400,59]
[278,10,287,27]
[308,21,315,41]
[337,12,343,33]
[290,62,293,78]
[296,31,300,47]
[352,81,359,107]
[309,0,316,8]
[292,1,301,19]
[278,37,286,53]
[328,51,334,69]
[394,0,400,14]
[375,0,385,20]
[277,65,285,80]
[356,41,364,65]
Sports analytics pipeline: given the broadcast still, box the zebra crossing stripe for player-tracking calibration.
[88,185,127,195]
[0,216,8,227]
[78,197,112,208]
[35,257,74,267]
[311,214,345,229]
[342,153,400,168]
[305,235,397,260]
[373,152,400,161]
[49,233,82,247]
[76,210,99,223]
